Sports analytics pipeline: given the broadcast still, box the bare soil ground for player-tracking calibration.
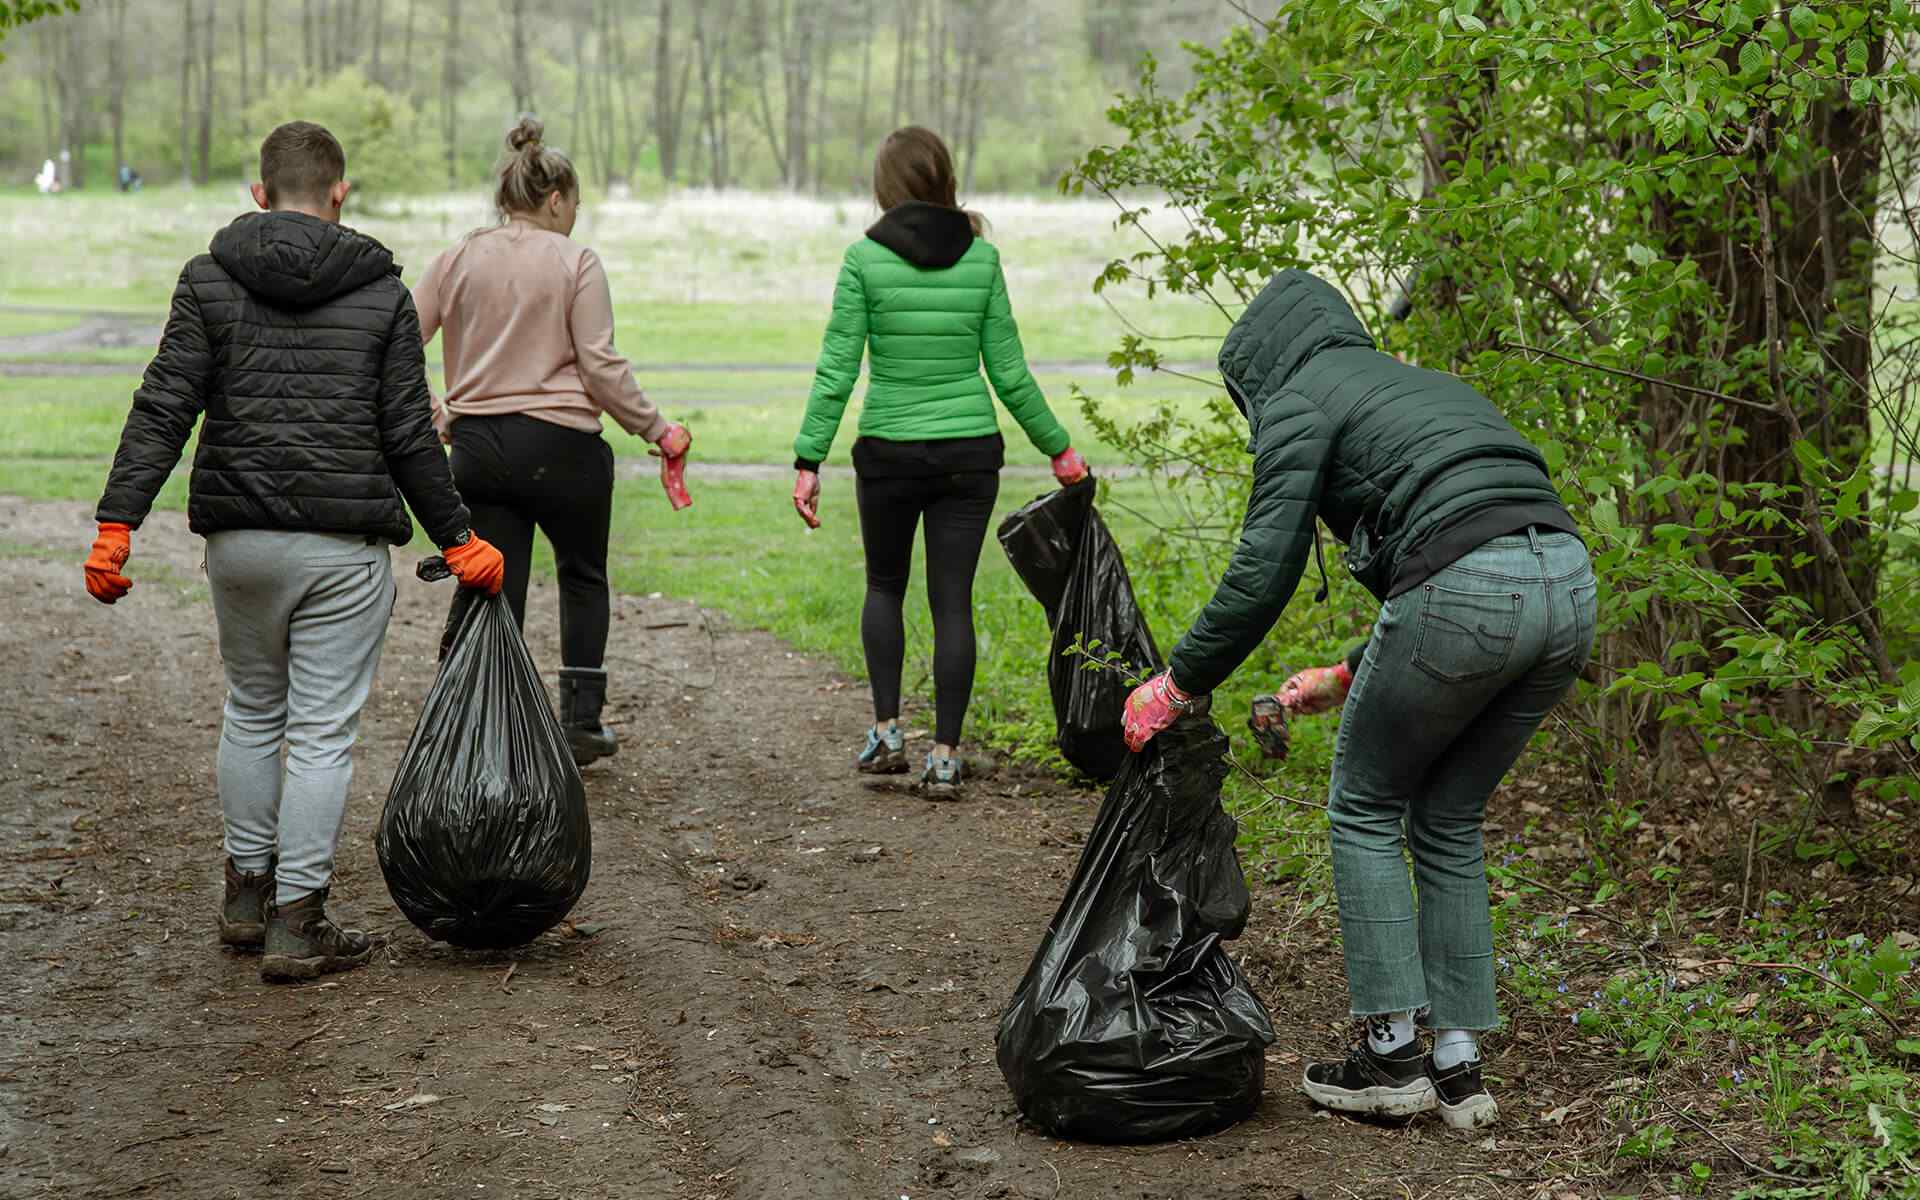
[2,496,1567,1200]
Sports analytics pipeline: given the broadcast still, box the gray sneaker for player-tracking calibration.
[857,725,908,774]
[919,752,964,800]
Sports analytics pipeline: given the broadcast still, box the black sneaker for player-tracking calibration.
[1427,1054,1499,1130]
[1302,1025,1436,1118]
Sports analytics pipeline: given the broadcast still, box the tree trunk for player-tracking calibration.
[198,0,216,185]
[108,0,129,173]
[302,0,314,81]
[258,0,270,96]
[403,0,417,96]
[509,0,533,113]
[443,0,461,189]
[181,0,195,185]
[890,0,911,129]
[749,0,789,183]
[368,0,382,86]
[855,0,873,178]
[653,0,678,181]
[237,0,249,109]
[56,12,88,189]
[609,0,641,179]
[36,28,56,162]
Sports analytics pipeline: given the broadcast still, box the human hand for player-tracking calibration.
[793,469,821,529]
[1122,671,1194,753]
[1277,662,1353,716]
[1051,447,1089,486]
[442,532,506,594]
[83,522,133,604]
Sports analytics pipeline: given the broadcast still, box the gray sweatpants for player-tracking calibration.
[206,531,395,904]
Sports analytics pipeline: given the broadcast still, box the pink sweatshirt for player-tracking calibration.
[413,221,669,442]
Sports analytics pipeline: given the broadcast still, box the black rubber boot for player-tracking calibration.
[261,887,373,983]
[558,667,619,767]
[219,856,275,950]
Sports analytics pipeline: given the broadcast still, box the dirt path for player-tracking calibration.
[0,496,1521,1200]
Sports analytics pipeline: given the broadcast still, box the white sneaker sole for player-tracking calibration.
[1436,1090,1499,1130]
[1301,1071,1437,1117]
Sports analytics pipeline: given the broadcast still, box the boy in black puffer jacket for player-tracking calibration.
[85,121,506,983]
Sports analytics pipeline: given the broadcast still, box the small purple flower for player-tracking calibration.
[1685,1003,1696,1014]
[1732,1069,1745,1083]
[1557,983,1569,994]
[1775,974,1788,985]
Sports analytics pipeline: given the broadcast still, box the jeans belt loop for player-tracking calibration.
[1526,525,1542,555]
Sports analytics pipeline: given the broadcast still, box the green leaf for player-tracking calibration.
[1846,38,1869,74]
[1502,0,1524,25]
[1457,11,1487,33]
[1627,243,1657,267]
[1850,77,1873,104]
[1739,40,1768,77]
[1788,3,1816,38]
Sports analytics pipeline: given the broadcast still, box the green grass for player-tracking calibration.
[0,312,91,339]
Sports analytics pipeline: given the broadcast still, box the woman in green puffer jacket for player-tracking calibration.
[790,126,1088,799]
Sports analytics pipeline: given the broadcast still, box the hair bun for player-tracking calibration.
[506,115,545,154]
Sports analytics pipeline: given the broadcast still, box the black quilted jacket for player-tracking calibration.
[96,211,469,547]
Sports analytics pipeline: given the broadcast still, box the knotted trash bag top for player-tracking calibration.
[997,477,1161,782]
[377,589,592,950]
[996,716,1276,1142]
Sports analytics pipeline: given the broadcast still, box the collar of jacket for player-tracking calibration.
[210,210,399,310]
[865,201,975,269]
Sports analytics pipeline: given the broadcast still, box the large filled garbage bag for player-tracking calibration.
[996,716,1275,1142]
[997,478,1161,781]
[378,587,592,949]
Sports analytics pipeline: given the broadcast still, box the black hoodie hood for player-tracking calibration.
[1218,269,1376,418]
[209,211,399,310]
[865,200,975,269]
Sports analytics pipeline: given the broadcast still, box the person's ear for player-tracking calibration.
[250,182,270,211]
[328,179,352,213]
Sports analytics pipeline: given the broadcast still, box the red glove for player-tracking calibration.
[793,469,821,529]
[1277,662,1354,716]
[442,533,505,594]
[1122,671,1195,753]
[83,522,133,604]
[1051,447,1089,486]
[650,422,693,511]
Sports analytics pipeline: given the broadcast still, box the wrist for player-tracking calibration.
[98,522,131,535]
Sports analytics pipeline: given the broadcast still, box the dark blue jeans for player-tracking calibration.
[1329,529,1595,1029]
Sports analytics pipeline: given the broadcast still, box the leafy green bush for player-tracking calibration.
[233,68,421,204]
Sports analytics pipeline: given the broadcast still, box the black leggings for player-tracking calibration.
[446,414,614,668]
[854,469,1000,748]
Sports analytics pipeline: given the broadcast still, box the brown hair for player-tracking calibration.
[260,120,346,207]
[873,126,983,234]
[495,115,579,219]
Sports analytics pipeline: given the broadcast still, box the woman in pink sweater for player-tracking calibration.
[413,116,690,766]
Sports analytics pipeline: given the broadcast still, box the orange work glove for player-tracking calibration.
[83,522,133,604]
[442,532,506,595]
[793,469,821,529]
[649,422,693,511]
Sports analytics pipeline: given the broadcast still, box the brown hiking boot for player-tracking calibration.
[219,857,275,950]
[260,887,374,983]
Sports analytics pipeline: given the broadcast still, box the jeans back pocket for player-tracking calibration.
[1412,583,1523,684]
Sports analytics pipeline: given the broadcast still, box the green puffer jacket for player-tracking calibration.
[1168,270,1573,696]
[792,202,1070,469]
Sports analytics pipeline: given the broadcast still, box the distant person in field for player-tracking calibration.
[413,115,692,768]
[789,125,1089,799]
[1119,269,1594,1130]
[35,158,60,194]
[85,120,505,983]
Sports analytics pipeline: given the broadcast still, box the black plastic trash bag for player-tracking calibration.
[996,717,1276,1142]
[377,587,592,949]
[997,478,1161,781]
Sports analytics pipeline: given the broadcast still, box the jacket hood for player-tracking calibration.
[1218,270,1376,417]
[210,211,397,309]
[866,201,975,269]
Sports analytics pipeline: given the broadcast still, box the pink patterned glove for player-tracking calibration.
[1051,447,1089,486]
[1277,662,1354,717]
[792,469,821,529]
[1122,671,1193,753]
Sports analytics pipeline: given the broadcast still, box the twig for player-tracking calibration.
[852,906,907,915]
[115,1126,223,1154]
[1225,755,1328,812]
[500,962,517,991]
[1739,818,1758,926]
[1688,957,1907,1038]
[1497,340,1778,411]
[1044,1158,1063,1200]
[1497,870,1636,930]
[1664,1103,1803,1182]
[283,1020,334,1054]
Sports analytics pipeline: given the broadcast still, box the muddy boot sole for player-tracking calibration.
[568,729,619,767]
[261,945,373,983]
[219,919,265,951]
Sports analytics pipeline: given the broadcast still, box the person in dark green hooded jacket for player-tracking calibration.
[1121,269,1596,1130]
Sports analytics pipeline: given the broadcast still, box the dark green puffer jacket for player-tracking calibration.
[793,201,1071,469]
[1168,270,1572,696]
